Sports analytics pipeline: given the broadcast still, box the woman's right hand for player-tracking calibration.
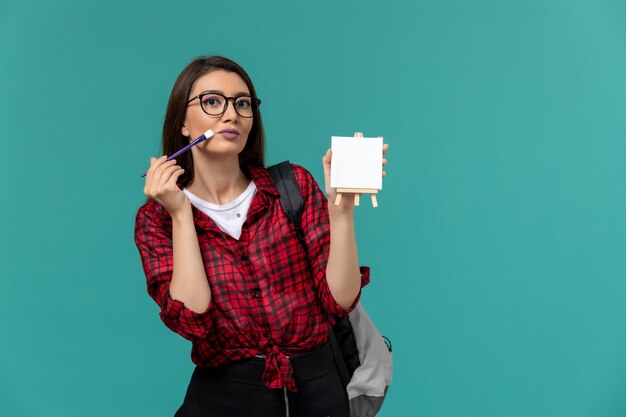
[144,156,190,217]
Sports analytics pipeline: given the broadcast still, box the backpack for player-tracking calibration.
[268,161,393,417]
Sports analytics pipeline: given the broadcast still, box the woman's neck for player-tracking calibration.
[187,154,250,205]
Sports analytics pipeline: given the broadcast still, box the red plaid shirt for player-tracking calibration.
[134,164,370,391]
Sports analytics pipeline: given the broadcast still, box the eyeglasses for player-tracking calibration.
[187,92,261,118]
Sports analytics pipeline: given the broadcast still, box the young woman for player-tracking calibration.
[134,56,388,417]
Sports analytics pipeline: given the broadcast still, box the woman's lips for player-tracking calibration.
[219,129,240,140]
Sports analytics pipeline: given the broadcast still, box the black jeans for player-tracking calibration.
[174,342,350,417]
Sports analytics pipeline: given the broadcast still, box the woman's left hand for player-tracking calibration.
[322,141,389,210]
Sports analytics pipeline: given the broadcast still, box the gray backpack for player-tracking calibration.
[268,161,393,417]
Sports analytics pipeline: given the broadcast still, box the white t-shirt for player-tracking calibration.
[183,181,257,240]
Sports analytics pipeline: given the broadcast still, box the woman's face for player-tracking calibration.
[182,70,254,158]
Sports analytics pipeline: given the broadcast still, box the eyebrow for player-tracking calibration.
[197,89,251,97]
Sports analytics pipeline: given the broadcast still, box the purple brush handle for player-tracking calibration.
[140,131,212,177]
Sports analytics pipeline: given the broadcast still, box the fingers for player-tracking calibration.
[159,165,184,189]
[150,159,178,190]
[160,167,185,194]
[146,155,167,177]
[145,155,167,186]
[382,143,389,176]
[144,156,182,197]
[322,148,332,164]
[144,156,163,195]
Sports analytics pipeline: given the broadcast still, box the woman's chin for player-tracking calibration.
[196,141,246,157]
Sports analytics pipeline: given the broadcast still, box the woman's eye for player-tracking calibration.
[236,98,252,108]
[202,95,223,107]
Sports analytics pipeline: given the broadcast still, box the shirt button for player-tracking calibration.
[263,331,269,338]
[252,289,261,299]
[241,255,249,261]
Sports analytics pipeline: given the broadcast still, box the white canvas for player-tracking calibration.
[330,136,383,190]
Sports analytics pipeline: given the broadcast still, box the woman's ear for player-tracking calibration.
[181,124,190,137]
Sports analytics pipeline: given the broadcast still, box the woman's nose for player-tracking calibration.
[221,99,239,121]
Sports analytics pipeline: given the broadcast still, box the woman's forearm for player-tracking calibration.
[169,208,212,313]
[325,204,362,310]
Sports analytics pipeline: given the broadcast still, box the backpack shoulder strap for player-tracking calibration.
[267,161,305,237]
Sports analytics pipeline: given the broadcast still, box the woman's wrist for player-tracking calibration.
[170,204,193,224]
[328,201,354,222]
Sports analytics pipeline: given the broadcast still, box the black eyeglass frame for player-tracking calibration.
[187,92,262,118]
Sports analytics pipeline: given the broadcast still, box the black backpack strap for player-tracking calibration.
[329,326,351,389]
[267,161,305,240]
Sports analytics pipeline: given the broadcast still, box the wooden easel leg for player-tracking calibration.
[335,193,342,206]
[371,194,378,208]
[354,194,360,206]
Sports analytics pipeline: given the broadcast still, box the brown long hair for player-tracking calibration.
[162,56,265,187]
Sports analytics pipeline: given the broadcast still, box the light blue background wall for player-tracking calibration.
[2,1,626,416]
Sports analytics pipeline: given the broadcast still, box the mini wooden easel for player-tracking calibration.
[334,132,379,208]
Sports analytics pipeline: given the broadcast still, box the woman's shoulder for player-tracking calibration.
[249,162,316,193]
[288,162,313,180]
[289,163,320,196]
